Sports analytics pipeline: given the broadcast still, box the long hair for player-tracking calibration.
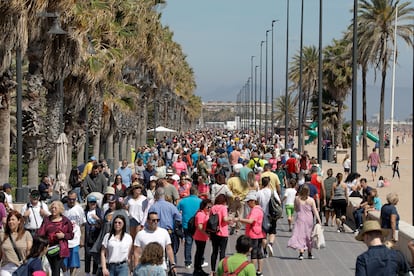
[26,236,49,259]
[4,210,26,241]
[109,215,127,241]
[298,184,310,201]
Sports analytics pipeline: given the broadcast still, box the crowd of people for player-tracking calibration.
[0,130,412,275]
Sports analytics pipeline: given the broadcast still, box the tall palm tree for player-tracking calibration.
[323,38,353,147]
[274,94,297,130]
[358,0,414,161]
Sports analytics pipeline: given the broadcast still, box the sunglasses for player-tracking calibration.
[148,218,160,223]
[68,198,77,201]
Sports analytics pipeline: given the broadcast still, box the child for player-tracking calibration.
[362,189,381,219]
[377,176,385,188]
[133,242,165,276]
[392,156,400,180]
[63,221,81,276]
[26,236,50,275]
[282,178,297,232]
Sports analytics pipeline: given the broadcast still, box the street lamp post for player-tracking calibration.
[265,30,271,142]
[298,0,304,153]
[255,65,259,133]
[271,20,278,142]
[250,56,255,134]
[318,0,323,165]
[259,41,264,134]
[351,0,358,173]
[285,0,290,149]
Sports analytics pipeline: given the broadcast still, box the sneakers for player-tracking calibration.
[201,262,208,268]
[266,243,274,257]
[256,272,263,276]
[186,264,193,269]
[298,253,304,260]
[308,253,314,259]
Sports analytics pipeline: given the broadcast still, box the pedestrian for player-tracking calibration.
[331,173,349,233]
[100,215,133,276]
[192,199,212,276]
[380,192,400,242]
[133,242,165,276]
[21,190,50,238]
[355,220,410,276]
[392,156,400,180]
[287,184,321,260]
[367,148,381,182]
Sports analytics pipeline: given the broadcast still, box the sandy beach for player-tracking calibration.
[304,132,413,225]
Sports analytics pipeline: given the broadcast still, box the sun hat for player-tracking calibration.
[105,186,115,195]
[244,193,257,202]
[355,220,389,241]
[150,176,158,182]
[171,175,180,181]
[233,163,243,173]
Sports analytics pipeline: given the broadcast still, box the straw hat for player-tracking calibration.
[105,186,115,195]
[355,220,389,241]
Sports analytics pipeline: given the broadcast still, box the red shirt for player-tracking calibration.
[286,157,298,174]
[310,173,322,197]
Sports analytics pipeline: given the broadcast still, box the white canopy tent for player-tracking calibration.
[147,126,177,133]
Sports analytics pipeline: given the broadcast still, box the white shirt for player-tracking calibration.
[134,227,171,270]
[5,193,13,210]
[256,188,281,216]
[64,204,86,227]
[284,188,297,205]
[21,201,50,230]
[68,224,81,248]
[126,195,147,224]
[102,232,133,263]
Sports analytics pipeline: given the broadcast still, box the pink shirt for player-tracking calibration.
[245,205,266,239]
[198,183,210,200]
[211,204,229,237]
[173,161,187,175]
[193,211,209,241]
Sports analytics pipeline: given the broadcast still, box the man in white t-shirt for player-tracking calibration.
[133,211,176,273]
[64,191,87,246]
[21,190,50,237]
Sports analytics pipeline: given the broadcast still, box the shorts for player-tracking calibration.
[63,245,80,269]
[285,204,295,217]
[370,166,378,173]
[344,168,350,173]
[250,238,264,259]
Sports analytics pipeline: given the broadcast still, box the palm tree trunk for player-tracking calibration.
[77,143,85,166]
[120,133,127,161]
[114,133,120,167]
[0,93,10,184]
[362,66,368,160]
[106,130,114,174]
[335,101,344,147]
[379,66,386,162]
[27,155,38,186]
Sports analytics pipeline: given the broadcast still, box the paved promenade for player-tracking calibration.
[171,217,367,276]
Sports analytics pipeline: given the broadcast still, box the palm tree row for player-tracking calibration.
[0,0,201,185]
[277,0,412,160]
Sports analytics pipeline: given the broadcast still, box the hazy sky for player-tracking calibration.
[160,0,413,121]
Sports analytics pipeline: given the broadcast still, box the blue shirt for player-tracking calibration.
[380,203,400,230]
[117,166,132,187]
[149,199,182,230]
[356,245,409,276]
[177,195,202,229]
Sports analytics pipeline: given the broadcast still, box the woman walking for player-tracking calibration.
[101,215,133,276]
[287,184,321,260]
[193,199,212,276]
[37,201,74,276]
[330,173,349,232]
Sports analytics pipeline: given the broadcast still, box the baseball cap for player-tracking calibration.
[87,195,97,203]
[30,190,40,198]
[2,183,11,190]
[107,195,118,202]
[150,176,158,182]
[244,193,257,202]
[90,156,97,161]
[171,175,180,181]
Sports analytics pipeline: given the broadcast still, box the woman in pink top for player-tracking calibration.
[210,194,233,273]
[193,199,212,276]
[236,193,266,275]
[172,155,188,175]
[197,175,210,200]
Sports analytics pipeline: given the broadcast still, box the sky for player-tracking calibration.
[160,0,413,121]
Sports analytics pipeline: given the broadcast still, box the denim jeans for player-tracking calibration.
[184,228,193,266]
[108,262,128,276]
[73,187,83,203]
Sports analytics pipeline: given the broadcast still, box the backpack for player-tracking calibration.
[268,191,282,221]
[206,213,219,234]
[187,214,197,236]
[12,258,35,276]
[252,158,261,173]
[222,256,250,276]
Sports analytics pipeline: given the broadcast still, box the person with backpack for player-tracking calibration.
[209,194,234,275]
[177,187,202,270]
[234,194,266,275]
[192,199,212,276]
[21,190,50,237]
[216,235,256,276]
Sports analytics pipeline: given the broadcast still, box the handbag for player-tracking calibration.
[47,244,61,257]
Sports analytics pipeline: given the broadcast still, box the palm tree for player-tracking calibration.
[274,94,297,132]
[323,38,353,147]
[358,0,414,161]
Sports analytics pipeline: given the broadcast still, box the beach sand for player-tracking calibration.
[304,133,413,225]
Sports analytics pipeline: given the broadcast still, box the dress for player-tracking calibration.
[287,199,314,251]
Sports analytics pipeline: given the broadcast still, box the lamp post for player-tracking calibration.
[265,30,271,141]
[259,40,264,134]
[250,56,255,134]
[351,0,358,173]
[271,20,278,141]
[318,0,323,165]
[255,65,259,133]
[298,0,304,153]
[285,0,290,149]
